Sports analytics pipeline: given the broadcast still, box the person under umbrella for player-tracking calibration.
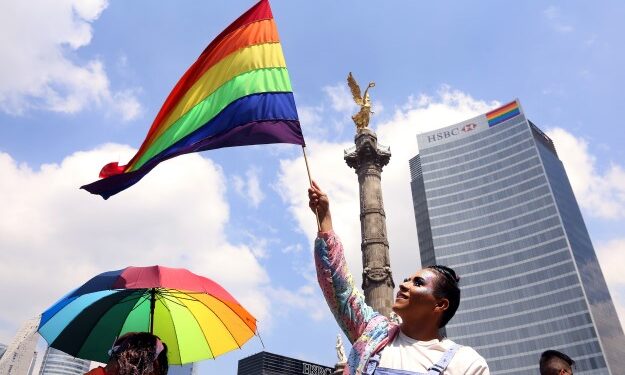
[38,265,257,366]
[85,332,168,375]
[308,181,489,374]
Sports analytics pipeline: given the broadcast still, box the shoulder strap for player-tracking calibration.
[364,353,381,375]
[427,344,461,374]
[367,344,462,375]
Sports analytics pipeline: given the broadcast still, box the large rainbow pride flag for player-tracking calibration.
[82,0,304,199]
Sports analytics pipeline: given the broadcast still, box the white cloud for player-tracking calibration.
[596,239,625,286]
[233,167,265,208]
[246,168,265,207]
[298,105,324,128]
[111,89,143,122]
[282,243,303,254]
[595,239,625,329]
[277,87,498,289]
[265,284,328,322]
[323,83,356,113]
[546,128,625,219]
[543,6,560,20]
[0,146,270,342]
[298,105,328,139]
[0,0,141,121]
[543,6,574,34]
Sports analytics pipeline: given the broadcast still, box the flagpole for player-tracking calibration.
[302,146,321,232]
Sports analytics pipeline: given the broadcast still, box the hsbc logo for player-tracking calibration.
[462,123,477,132]
[426,123,479,144]
[427,128,459,143]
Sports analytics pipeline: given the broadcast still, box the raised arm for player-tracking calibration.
[309,181,382,343]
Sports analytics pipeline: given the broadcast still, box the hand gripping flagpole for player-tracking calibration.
[302,146,321,232]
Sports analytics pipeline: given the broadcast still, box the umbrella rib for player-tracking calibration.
[107,290,152,354]
[177,288,257,338]
[170,289,245,350]
[157,290,199,301]
[158,288,257,337]
[128,292,150,312]
[167,292,219,360]
[156,292,189,308]
[155,292,183,365]
[72,290,144,357]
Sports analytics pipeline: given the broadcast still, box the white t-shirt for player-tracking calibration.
[378,331,489,375]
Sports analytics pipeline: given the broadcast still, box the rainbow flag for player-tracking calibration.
[486,100,521,127]
[82,0,304,199]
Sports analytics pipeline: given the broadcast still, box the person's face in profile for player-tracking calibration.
[393,268,447,324]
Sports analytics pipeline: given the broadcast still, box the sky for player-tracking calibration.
[1,0,625,373]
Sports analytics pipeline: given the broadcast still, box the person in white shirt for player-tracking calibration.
[309,181,489,374]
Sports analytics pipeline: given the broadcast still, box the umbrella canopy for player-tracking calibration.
[38,265,257,365]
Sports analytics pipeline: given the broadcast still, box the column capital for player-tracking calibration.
[344,129,391,170]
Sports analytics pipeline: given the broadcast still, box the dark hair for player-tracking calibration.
[540,350,574,375]
[426,265,460,328]
[110,332,169,375]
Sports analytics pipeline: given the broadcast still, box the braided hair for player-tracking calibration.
[109,332,168,375]
[426,265,460,328]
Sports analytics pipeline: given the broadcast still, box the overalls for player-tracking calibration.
[363,344,461,375]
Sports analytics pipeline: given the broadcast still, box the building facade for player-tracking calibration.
[39,347,90,375]
[0,316,40,375]
[168,363,197,375]
[238,351,334,375]
[409,100,625,374]
[0,343,7,359]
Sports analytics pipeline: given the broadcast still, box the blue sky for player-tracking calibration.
[1,0,624,373]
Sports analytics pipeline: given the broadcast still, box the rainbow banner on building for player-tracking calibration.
[82,0,304,199]
[486,100,521,127]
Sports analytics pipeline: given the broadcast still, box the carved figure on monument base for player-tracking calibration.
[336,334,347,364]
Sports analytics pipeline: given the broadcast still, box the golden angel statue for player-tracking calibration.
[347,72,375,129]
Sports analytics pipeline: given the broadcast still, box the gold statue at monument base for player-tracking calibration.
[347,72,375,129]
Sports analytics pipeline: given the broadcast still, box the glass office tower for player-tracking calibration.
[39,348,90,375]
[409,100,625,374]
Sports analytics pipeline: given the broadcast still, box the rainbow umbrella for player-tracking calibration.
[38,265,257,365]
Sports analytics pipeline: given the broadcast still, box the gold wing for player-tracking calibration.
[347,72,363,106]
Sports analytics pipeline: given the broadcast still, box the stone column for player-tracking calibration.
[344,128,394,317]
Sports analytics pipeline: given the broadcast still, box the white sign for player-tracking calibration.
[417,114,489,150]
[302,362,333,375]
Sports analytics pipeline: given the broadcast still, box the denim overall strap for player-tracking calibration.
[426,344,461,374]
[367,344,462,375]
[363,353,381,375]
[374,367,426,375]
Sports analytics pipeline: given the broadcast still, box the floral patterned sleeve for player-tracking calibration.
[315,230,379,344]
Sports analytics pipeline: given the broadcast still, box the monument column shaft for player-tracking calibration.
[345,129,394,317]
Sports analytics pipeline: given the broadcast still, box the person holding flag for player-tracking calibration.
[308,181,489,375]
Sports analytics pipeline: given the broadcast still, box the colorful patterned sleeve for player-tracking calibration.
[315,230,379,344]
